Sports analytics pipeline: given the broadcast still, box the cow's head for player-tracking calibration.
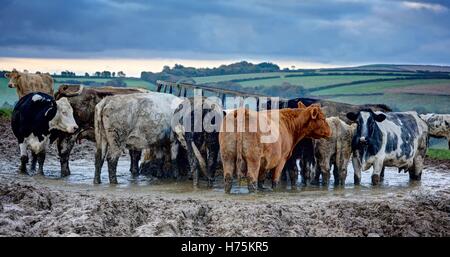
[346,109,386,147]
[5,69,20,88]
[298,101,332,139]
[49,97,79,133]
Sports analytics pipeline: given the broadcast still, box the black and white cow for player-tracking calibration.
[346,109,428,185]
[11,92,78,175]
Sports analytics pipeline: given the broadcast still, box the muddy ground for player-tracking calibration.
[0,116,449,237]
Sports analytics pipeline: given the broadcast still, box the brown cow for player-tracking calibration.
[52,84,149,177]
[219,102,331,193]
[5,69,54,98]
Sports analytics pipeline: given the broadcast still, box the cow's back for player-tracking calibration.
[97,93,182,149]
[378,112,427,162]
[17,73,53,98]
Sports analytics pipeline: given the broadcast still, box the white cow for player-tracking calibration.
[94,92,183,184]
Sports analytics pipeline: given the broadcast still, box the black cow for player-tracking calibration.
[11,92,78,175]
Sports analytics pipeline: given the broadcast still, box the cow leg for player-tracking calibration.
[170,141,180,179]
[222,158,235,194]
[380,166,385,181]
[18,143,28,174]
[271,159,287,190]
[107,151,120,184]
[409,155,423,181]
[129,150,141,177]
[94,141,108,184]
[57,135,76,177]
[37,151,46,176]
[352,156,362,185]
[286,157,298,189]
[371,161,383,186]
[448,139,450,150]
[332,164,340,185]
[206,143,219,188]
[30,152,38,174]
[319,159,331,186]
[246,161,260,193]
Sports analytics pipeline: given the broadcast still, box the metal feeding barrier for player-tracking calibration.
[155,80,289,110]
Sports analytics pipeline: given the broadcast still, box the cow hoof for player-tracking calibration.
[409,172,422,181]
[248,182,258,193]
[61,171,70,177]
[93,178,101,184]
[371,174,380,185]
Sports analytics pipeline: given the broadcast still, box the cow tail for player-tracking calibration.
[190,141,208,178]
[235,109,246,180]
[95,99,108,159]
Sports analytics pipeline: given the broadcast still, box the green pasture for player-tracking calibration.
[237,75,407,88]
[427,148,450,160]
[193,72,305,84]
[328,93,450,113]
[313,79,450,95]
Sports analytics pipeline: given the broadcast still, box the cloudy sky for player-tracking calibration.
[1,0,449,76]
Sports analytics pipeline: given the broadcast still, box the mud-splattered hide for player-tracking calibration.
[420,113,450,150]
[53,84,149,177]
[11,92,78,175]
[312,117,356,185]
[5,69,54,99]
[172,97,223,187]
[347,109,428,185]
[94,92,183,184]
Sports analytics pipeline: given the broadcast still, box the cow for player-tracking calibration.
[279,98,391,187]
[346,109,428,185]
[219,102,331,193]
[310,117,356,186]
[11,92,78,175]
[5,69,54,99]
[52,84,149,177]
[94,92,183,184]
[419,113,450,149]
[171,96,224,187]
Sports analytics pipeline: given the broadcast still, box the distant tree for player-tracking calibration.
[101,71,111,78]
[117,71,126,77]
[85,72,90,77]
[94,71,101,77]
[112,72,116,77]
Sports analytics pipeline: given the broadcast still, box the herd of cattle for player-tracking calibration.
[5,69,450,193]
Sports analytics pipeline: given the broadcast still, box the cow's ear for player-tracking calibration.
[310,107,319,119]
[297,101,307,109]
[346,112,358,121]
[375,113,386,122]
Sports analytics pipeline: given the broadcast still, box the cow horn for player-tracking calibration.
[60,85,84,97]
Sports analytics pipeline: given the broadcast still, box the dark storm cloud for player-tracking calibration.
[0,0,449,64]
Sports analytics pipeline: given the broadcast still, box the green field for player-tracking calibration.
[427,148,450,160]
[313,79,450,95]
[193,72,304,84]
[328,93,450,113]
[238,75,407,88]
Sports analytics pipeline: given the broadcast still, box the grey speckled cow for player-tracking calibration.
[94,92,183,184]
[312,117,356,186]
[420,113,450,149]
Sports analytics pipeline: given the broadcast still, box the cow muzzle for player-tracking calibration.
[358,137,368,145]
[8,83,14,88]
[67,125,79,134]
